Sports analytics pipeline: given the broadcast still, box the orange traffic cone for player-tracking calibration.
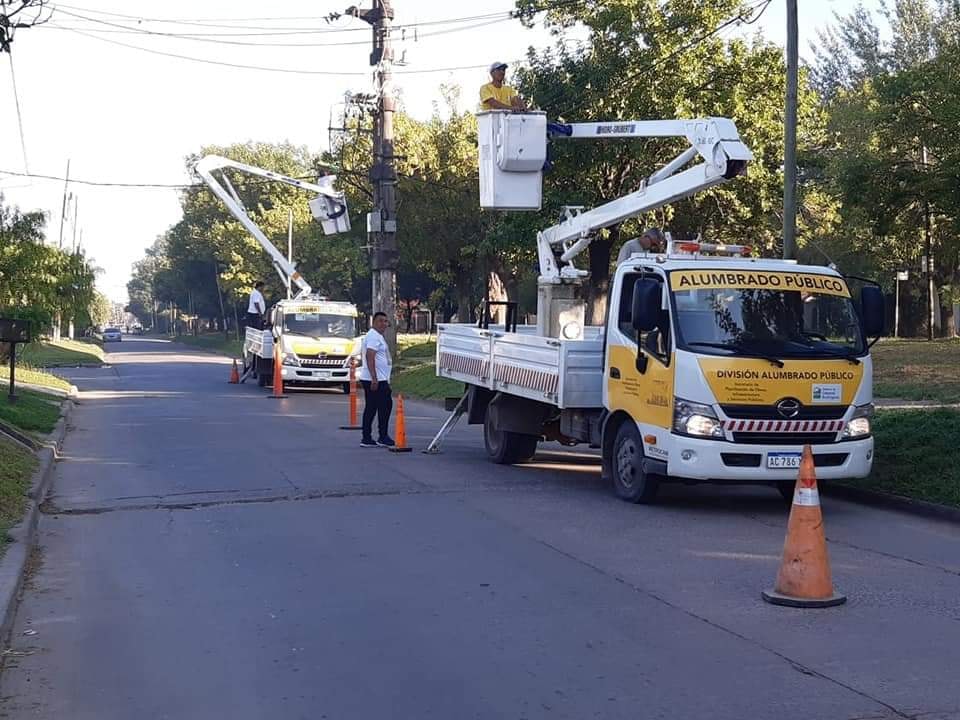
[228,359,240,384]
[763,445,846,608]
[389,393,412,453]
[339,359,362,430]
[268,343,287,400]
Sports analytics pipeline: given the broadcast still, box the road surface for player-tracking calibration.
[2,337,959,719]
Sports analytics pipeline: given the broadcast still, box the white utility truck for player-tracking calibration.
[428,112,885,503]
[195,156,361,393]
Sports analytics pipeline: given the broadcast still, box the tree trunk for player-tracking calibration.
[586,234,614,326]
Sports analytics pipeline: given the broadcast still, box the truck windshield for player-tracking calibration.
[672,287,865,359]
[283,313,356,339]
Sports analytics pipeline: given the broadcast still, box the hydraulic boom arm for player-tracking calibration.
[537,117,752,282]
[194,155,351,297]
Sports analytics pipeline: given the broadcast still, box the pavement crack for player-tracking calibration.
[40,487,462,516]
[471,506,913,720]
[741,512,960,579]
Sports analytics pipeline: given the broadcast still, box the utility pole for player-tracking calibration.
[57,159,70,249]
[287,208,294,300]
[922,145,934,340]
[782,0,798,260]
[354,0,398,351]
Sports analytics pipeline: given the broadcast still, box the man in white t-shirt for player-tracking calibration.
[359,311,394,448]
[246,281,266,331]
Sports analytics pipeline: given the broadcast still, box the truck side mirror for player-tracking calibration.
[631,279,661,333]
[860,286,885,338]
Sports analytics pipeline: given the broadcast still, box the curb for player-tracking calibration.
[824,482,960,524]
[0,398,73,648]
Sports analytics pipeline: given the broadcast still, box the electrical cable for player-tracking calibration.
[6,52,30,174]
[47,9,514,48]
[58,26,500,75]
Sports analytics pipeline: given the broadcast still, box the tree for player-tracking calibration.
[514,0,822,322]
[0,0,50,53]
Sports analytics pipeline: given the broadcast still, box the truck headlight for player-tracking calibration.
[281,352,300,367]
[673,398,724,439]
[841,403,873,439]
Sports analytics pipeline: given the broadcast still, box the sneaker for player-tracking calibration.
[377,437,396,448]
[360,438,378,448]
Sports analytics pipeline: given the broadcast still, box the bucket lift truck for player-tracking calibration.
[195,155,361,393]
[430,112,885,504]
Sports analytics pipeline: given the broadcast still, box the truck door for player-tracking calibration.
[606,270,675,434]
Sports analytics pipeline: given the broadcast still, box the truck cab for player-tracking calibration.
[602,244,885,501]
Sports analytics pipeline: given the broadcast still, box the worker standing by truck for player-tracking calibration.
[359,312,395,448]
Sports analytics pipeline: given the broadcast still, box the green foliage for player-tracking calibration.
[0,389,61,435]
[843,409,960,508]
[0,437,35,538]
[872,338,960,402]
[514,0,821,320]
[19,339,104,368]
[0,195,99,336]
[811,0,960,336]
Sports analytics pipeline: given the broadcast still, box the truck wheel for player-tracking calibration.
[612,422,660,504]
[258,358,272,387]
[484,411,538,464]
[341,382,351,395]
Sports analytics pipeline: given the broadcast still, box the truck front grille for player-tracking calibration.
[731,431,839,446]
[721,404,847,420]
[298,354,348,368]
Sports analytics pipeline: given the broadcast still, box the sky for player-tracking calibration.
[0,0,876,303]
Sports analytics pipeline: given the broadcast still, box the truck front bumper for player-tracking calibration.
[280,366,350,384]
[665,435,874,482]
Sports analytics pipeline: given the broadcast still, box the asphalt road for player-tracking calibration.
[1,337,959,719]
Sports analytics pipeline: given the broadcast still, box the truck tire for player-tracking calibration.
[484,411,538,464]
[612,422,660,504]
[341,382,351,395]
[258,357,272,388]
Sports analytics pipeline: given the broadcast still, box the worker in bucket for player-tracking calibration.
[616,228,666,264]
[246,281,266,330]
[480,62,527,111]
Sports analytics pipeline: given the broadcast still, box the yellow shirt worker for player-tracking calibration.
[480,61,526,111]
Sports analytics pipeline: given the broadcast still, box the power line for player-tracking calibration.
[6,53,29,173]
[48,2,527,34]
[47,8,514,48]
[59,26,498,75]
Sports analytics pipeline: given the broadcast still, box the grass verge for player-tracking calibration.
[0,390,62,436]
[872,338,960,403]
[0,437,35,539]
[20,338,104,367]
[840,408,960,508]
[176,333,243,358]
[391,363,464,401]
[0,365,72,392]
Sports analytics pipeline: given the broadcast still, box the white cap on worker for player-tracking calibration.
[489,61,508,73]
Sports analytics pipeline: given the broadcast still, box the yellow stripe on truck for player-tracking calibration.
[697,358,864,405]
[670,270,850,297]
[607,346,675,428]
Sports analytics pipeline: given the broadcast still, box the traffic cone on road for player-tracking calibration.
[339,358,362,430]
[389,394,412,453]
[228,359,240,384]
[268,343,287,400]
[763,445,846,608]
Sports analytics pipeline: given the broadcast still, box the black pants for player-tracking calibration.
[245,313,263,332]
[360,380,392,441]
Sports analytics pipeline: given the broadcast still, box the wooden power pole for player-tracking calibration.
[355,0,398,351]
[782,0,798,260]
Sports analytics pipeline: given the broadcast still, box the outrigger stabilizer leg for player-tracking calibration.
[422,393,469,455]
